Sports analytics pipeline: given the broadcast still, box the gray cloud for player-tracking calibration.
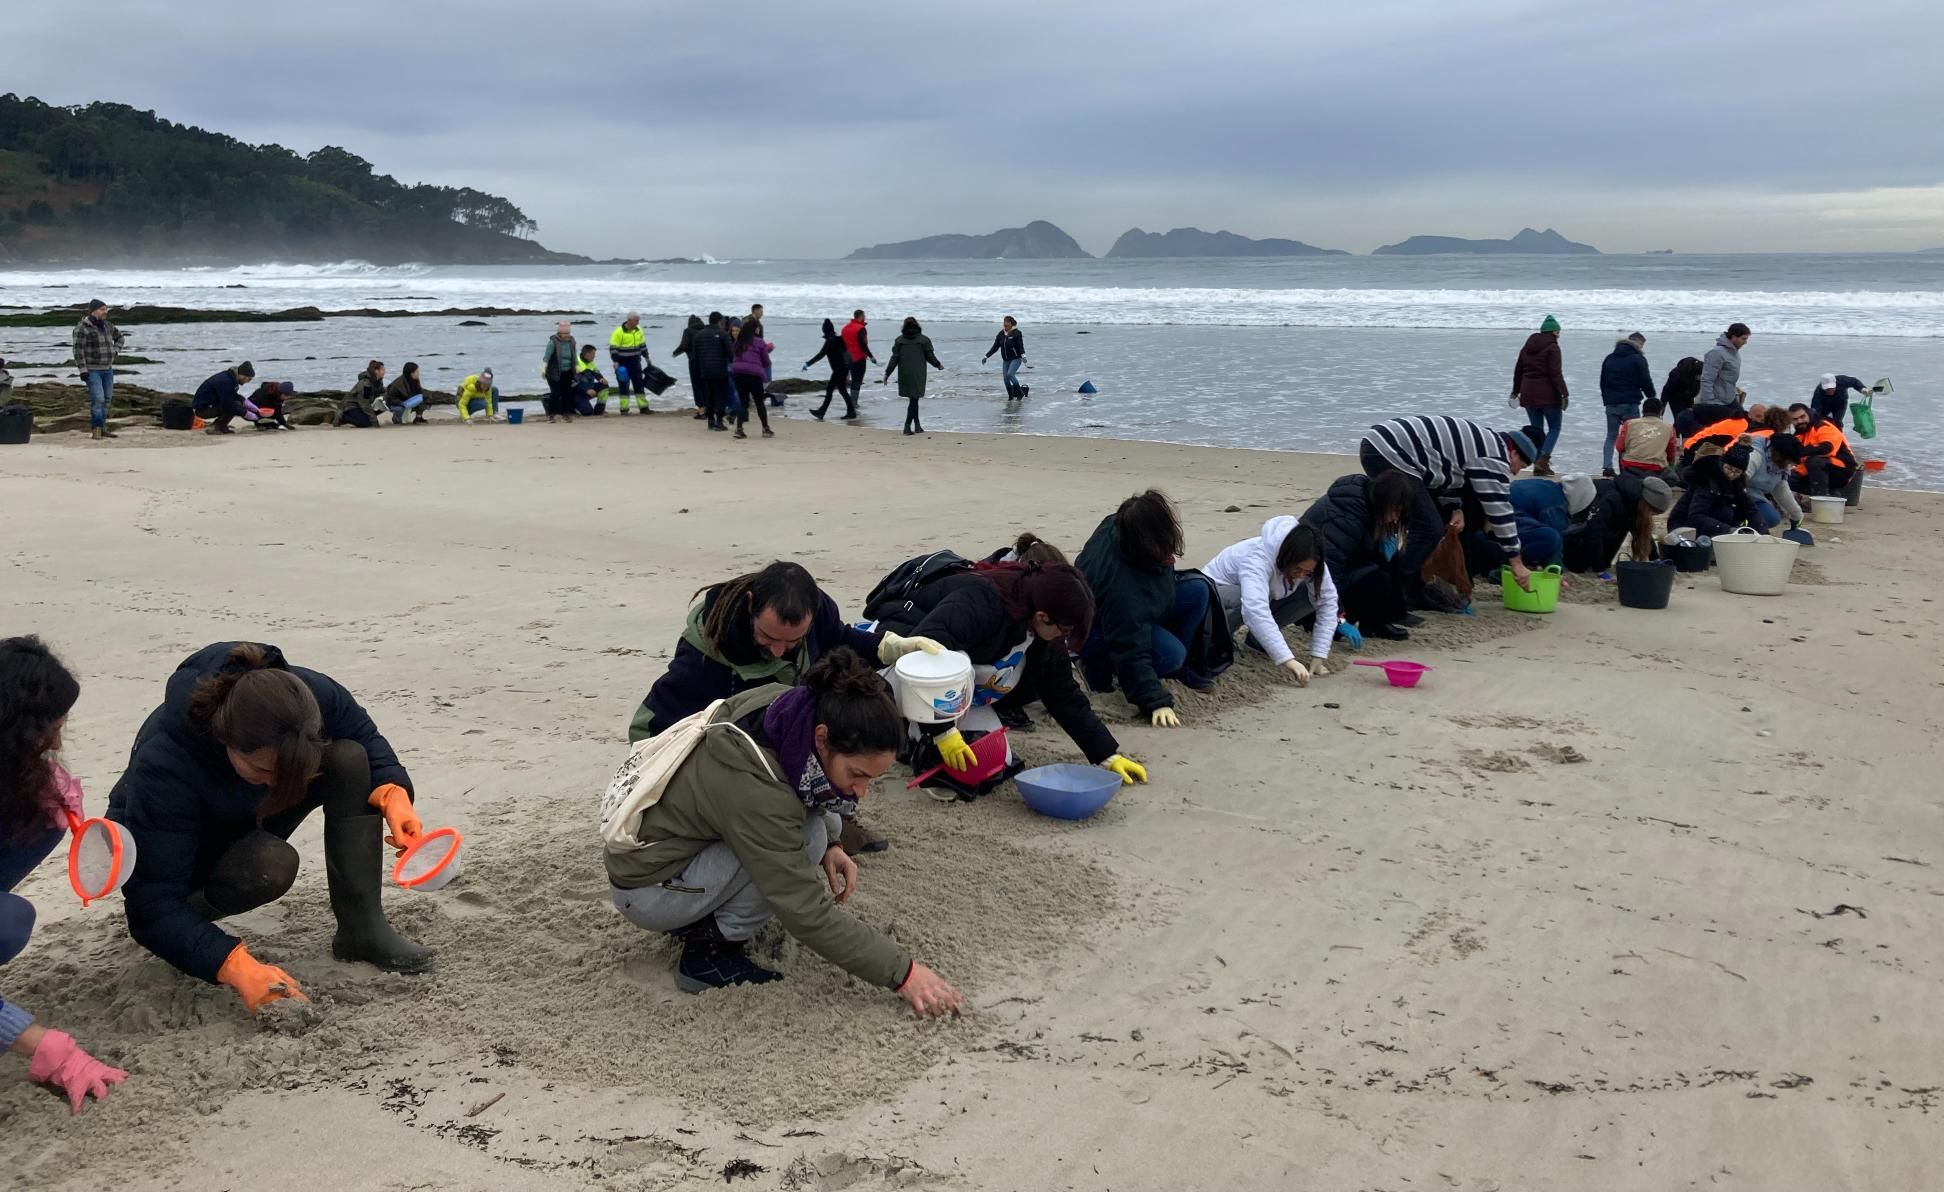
[7,0,1941,256]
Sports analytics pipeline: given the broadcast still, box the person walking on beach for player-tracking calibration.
[1599,332,1656,477]
[1360,414,1539,594]
[1,637,130,1113]
[730,319,775,439]
[71,299,125,441]
[882,317,943,436]
[983,316,1027,402]
[841,310,876,402]
[608,312,654,414]
[687,312,737,432]
[1510,316,1566,476]
[541,322,579,423]
[672,314,706,418]
[1699,323,1750,408]
[805,318,854,420]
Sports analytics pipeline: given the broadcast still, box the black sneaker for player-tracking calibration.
[675,924,781,993]
[997,706,1035,733]
[811,409,827,421]
[1171,666,1214,691]
[1370,624,1412,641]
[1397,612,1426,628]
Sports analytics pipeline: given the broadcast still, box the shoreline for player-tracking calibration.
[3,423,1941,1189]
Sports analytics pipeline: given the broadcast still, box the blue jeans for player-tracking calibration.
[1525,406,1563,459]
[83,368,115,427]
[1080,575,1209,679]
[2,826,62,964]
[1520,524,1564,567]
[1749,498,1782,532]
[1603,404,1636,472]
[1002,357,1022,392]
[462,389,499,418]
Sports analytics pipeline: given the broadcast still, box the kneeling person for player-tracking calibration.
[606,650,962,1016]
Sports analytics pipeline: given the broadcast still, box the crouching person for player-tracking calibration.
[108,642,435,1015]
[605,649,963,1017]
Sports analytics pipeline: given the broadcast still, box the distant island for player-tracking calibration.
[1373,227,1600,256]
[1105,227,1347,258]
[846,220,1092,261]
[0,94,587,266]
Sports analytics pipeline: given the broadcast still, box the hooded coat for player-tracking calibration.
[1200,516,1340,667]
[1599,339,1656,410]
[106,643,411,983]
[1512,332,1567,409]
[885,330,942,399]
[630,586,881,741]
[1698,334,1742,407]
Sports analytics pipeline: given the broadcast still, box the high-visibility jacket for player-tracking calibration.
[609,325,648,361]
[456,374,496,420]
[1684,416,1748,451]
[1793,422,1854,475]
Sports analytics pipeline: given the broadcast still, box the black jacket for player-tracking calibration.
[1301,475,1390,575]
[806,332,849,374]
[684,325,735,377]
[1075,515,1176,715]
[1661,358,1703,416]
[1668,456,1755,537]
[875,573,1118,764]
[983,329,1024,362]
[192,369,247,413]
[106,643,410,983]
[1561,475,1641,573]
[384,374,424,405]
[1599,341,1656,408]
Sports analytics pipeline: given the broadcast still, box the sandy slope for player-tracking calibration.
[0,415,1938,1192]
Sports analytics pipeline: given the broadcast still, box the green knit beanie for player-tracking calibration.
[1540,315,1561,333]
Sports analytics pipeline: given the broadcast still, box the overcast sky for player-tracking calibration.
[8,0,1943,257]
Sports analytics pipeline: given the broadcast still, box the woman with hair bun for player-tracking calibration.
[606,648,963,1016]
[108,642,436,1015]
[1,637,129,1113]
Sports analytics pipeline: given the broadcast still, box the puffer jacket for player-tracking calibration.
[1512,332,1567,408]
[684,324,735,377]
[106,643,411,983]
[1300,475,1389,574]
[1599,339,1656,409]
[1668,455,1755,537]
[1075,515,1176,716]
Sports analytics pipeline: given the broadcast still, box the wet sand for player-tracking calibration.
[1,416,1939,1190]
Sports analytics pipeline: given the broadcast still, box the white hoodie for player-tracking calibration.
[1202,515,1340,667]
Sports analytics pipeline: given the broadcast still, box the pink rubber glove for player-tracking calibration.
[27,1030,128,1114]
[49,762,85,818]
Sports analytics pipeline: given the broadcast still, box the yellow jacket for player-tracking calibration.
[456,374,495,420]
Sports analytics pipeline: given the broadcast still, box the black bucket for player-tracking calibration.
[1616,560,1677,609]
[160,400,194,431]
[0,406,31,446]
[1665,539,1713,572]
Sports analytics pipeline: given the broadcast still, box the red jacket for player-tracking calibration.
[1512,332,1567,409]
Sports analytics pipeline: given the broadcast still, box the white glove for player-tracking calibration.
[1281,658,1311,686]
[1308,657,1331,678]
[878,632,944,665]
[1151,707,1181,729]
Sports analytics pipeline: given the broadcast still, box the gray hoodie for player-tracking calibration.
[1698,333,1742,407]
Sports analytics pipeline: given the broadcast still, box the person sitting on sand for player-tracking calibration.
[1786,403,1859,498]
[335,361,386,428]
[384,362,428,425]
[249,380,296,430]
[865,553,1146,788]
[1,637,129,1113]
[456,370,498,423]
[572,345,609,415]
[1202,517,1339,687]
[1668,445,1759,539]
[1561,474,1674,573]
[1300,471,1425,641]
[108,642,437,1015]
[1360,415,1539,593]
[1076,490,1208,728]
[1614,396,1676,476]
[605,649,963,1014]
[192,361,259,436]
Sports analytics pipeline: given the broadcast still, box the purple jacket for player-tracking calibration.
[730,336,772,378]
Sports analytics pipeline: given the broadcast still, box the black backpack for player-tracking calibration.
[861,550,974,621]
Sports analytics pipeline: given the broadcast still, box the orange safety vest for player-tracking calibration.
[1793,422,1850,475]
[1684,416,1748,451]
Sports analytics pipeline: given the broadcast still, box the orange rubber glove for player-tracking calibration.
[367,783,423,851]
[216,942,305,1013]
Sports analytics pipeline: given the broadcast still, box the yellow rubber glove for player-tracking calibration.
[216,942,306,1014]
[1309,657,1332,678]
[1281,658,1311,686]
[1151,707,1181,729]
[933,728,978,772]
[878,632,945,664]
[1101,755,1147,784]
[367,783,423,852]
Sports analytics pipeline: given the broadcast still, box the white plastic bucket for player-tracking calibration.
[1711,527,1798,596]
[892,650,974,724]
[1808,495,1845,525]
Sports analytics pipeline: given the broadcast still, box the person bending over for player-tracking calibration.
[1203,518,1340,686]
[1360,415,1538,593]
[456,370,499,423]
[606,650,963,1014]
[1811,373,1866,431]
[1668,445,1759,538]
[1301,471,1424,641]
[108,643,436,1016]
[250,380,297,430]
[0,637,128,1113]
[1076,490,1209,728]
[193,361,259,435]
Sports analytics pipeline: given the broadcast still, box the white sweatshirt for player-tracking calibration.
[1202,515,1339,666]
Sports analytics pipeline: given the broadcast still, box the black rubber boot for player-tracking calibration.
[674,919,780,993]
[325,816,435,973]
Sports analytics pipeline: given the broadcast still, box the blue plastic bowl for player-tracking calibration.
[1015,763,1121,821]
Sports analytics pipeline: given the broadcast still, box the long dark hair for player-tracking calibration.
[1274,524,1326,599]
[1368,471,1417,533]
[697,562,820,648]
[979,561,1095,648]
[1115,490,1183,569]
[0,636,81,843]
[802,648,901,757]
[186,643,324,818]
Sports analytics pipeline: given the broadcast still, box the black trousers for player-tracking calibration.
[814,366,853,416]
[698,373,732,424]
[1358,441,1448,578]
[734,374,770,430]
[611,355,646,395]
[197,740,375,917]
[688,366,705,409]
[545,373,576,417]
[1791,456,1856,498]
[847,359,869,397]
[1335,563,1409,630]
[904,397,923,431]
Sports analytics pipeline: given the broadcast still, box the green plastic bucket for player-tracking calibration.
[1501,565,1563,614]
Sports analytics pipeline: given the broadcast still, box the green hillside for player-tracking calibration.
[0,94,585,265]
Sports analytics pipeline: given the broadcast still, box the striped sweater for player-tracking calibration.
[1364,416,1523,556]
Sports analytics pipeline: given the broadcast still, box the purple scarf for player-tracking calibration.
[761,687,854,817]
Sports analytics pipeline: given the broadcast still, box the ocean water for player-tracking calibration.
[3,255,1938,485]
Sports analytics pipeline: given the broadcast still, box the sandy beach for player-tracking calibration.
[1,416,1939,1191]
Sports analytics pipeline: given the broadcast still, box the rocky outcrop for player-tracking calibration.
[1105,227,1347,258]
[1372,228,1600,255]
[846,220,1092,260]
